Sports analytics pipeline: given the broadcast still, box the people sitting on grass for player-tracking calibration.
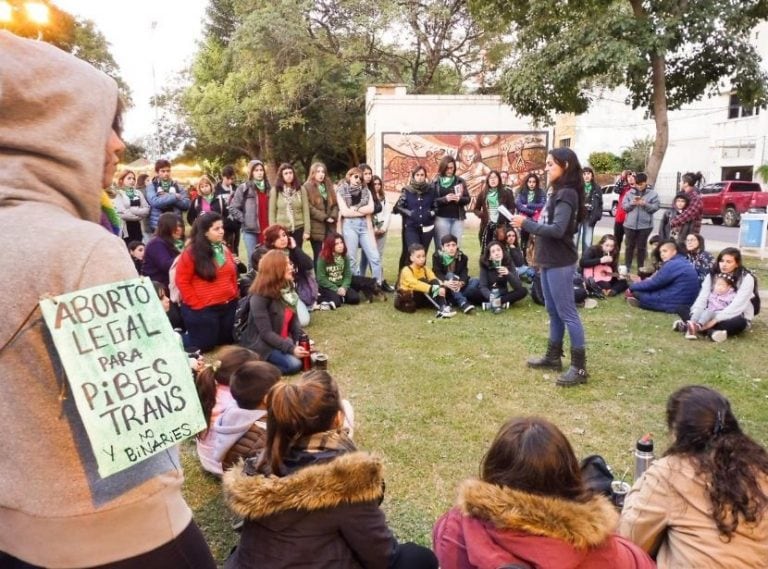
[316,233,384,308]
[673,247,757,342]
[195,346,261,476]
[683,233,714,284]
[397,243,456,319]
[580,234,629,298]
[472,240,528,313]
[619,385,768,568]
[681,273,737,341]
[238,250,310,374]
[626,239,699,313]
[222,371,439,569]
[431,233,479,314]
[434,416,654,568]
[503,226,535,282]
[212,361,282,473]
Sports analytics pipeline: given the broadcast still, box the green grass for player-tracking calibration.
[182,232,768,565]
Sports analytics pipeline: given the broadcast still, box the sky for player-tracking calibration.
[54,0,209,142]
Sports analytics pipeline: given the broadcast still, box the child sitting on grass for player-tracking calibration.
[398,243,456,318]
[195,346,261,476]
[431,233,479,314]
[212,361,282,473]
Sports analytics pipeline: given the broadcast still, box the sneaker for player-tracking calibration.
[380,280,395,293]
[626,296,640,308]
[319,302,331,311]
[710,330,727,343]
[685,321,699,340]
[436,307,456,319]
[461,303,475,314]
[672,319,686,333]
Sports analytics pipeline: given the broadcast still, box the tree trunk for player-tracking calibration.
[645,54,669,186]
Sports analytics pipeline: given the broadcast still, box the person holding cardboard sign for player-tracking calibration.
[0,32,215,569]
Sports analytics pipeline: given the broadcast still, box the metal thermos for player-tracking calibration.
[634,434,655,480]
[298,333,312,371]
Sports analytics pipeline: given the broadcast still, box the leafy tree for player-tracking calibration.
[469,0,768,184]
[122,141,147,164]
[1,0,131,104]
[756,164,768,184]
[619,137,654,174]
[587,152,622,173]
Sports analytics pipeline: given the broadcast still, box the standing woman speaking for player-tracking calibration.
[512,148,587,387]
[175,212,239,352]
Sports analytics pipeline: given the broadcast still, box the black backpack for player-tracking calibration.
[232,295,252,343]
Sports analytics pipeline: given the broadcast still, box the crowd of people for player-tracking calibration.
[3,31,768,569]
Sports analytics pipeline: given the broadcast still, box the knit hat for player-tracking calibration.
[247,159,264,179]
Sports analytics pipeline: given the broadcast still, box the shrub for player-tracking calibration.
[588,151,622,173]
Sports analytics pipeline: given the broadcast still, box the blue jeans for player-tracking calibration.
[243,231,259,269]
[434,216,464,248]
[444,273,479,307]
[359,234,387,277]
[541,264,585,349]
[267,349,303,375]
[343,218,382,282]
[574,223,595,253]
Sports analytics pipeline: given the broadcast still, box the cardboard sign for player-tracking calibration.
[39,278,206,477]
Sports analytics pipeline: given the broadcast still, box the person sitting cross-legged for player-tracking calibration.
[431,233,480,314]
[397,243,456,319]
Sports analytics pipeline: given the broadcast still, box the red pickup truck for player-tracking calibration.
[699,180,768,227]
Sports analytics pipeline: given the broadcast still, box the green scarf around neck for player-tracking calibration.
[318,183,327,200]
[439,176,456,188]
[254,179,266,191]
[211,242,225,266]
[281,286,299,308]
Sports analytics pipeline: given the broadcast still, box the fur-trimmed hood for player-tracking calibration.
[457,478,618,548]
[223,451,384,520]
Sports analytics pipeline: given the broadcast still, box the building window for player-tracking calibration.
[559,138,571,148]
[728,93,760,119]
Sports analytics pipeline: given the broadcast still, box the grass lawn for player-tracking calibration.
[183,231,768,566]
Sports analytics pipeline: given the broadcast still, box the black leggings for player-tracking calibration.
[624,227,652,272]
[0,521,216,569]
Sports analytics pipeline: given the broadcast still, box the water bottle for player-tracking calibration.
[298,333,312,371]
[634,434,655,481]
[490,285,502,314]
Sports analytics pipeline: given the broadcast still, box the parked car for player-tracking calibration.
[699,180,768,227]
[601,184,619,217]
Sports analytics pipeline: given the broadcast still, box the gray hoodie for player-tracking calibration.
[0,31,191,567]
[211,404,267,468]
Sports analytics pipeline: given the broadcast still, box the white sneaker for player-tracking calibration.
[711,330,727,343]
[462,303,475,314]
[319,302,332,311]
[672,319,686,333]
[436,307,456,319]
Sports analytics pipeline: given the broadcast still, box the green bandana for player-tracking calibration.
[211,242,225,266]
[318,183,327,200]
[527,190,535,203]
[203,193,214,203]
[123,187,135,199]
[584,182,593,195]
[439,176,456,188]
[174,239,184,252]
[281,286,299,308]
[254,180,266,191]
[160,180,172,191]
[440,252,455,266]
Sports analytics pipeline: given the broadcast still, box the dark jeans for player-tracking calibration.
[225,225,241,258]
[404,225,434,257]
[0,521,216,569]
[624,226,652,273]
[597,278,629,296]
[310,239,323,266]
[181,300,237,352]
[613,221,625,259]
[290,227,305,250]
[318,286,361,305]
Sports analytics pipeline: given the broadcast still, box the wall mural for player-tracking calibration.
[381,132,549,205]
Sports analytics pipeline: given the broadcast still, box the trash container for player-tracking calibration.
[739,213,768,255]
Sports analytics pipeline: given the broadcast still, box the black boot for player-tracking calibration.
[527,341,563,370]
[557,347,588,387]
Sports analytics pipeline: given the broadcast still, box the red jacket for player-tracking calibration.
[614,182,632,224]
[175,246,238,309]
[433,479,655,569]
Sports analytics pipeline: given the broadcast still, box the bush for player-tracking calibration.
[588,151,622,173]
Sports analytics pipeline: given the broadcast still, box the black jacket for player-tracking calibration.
[433,176,470,219]
[584,183,603,226]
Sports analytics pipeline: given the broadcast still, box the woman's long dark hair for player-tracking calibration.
[155,212,183,252]
[480,240,511,269]
[482,416,591,503]
[189,212,223,281]
[275,162,300,192]
[710,247,745,282]
[548,148,585,223]
[437,155,457,178]
[666,386,768,538]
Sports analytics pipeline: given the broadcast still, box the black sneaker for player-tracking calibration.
[380,280,395,293]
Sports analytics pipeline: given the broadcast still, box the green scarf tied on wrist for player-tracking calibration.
[211,242,226,266]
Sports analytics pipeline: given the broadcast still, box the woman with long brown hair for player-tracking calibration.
[269,162,310,248]
[619,386,768,567]
[223,372,438,569]
[434,417,654,568]
[240,250,309,375]
[112,168,149,246]
[303,161,338,264]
